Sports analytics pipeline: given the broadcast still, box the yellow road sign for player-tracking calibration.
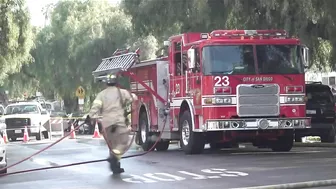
[76,86,85,98]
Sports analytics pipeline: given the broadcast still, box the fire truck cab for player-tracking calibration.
[93,29,311,155]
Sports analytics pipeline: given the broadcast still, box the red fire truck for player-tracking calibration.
[92,29,311,155]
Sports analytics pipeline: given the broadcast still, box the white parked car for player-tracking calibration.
[0,133,7,174]
[0,102,50,141]
[0,104,5,131]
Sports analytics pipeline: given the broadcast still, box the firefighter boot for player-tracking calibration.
[108,150,124,174]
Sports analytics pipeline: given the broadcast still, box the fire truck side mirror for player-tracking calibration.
[301,46,309,68]
[188,48,196,69]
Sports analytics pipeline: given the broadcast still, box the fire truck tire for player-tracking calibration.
[271,134,293,152]
[139,112,155,151]
[179,110,205,154]
[155,141,170,151]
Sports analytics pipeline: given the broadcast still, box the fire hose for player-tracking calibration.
[0,114,168,177]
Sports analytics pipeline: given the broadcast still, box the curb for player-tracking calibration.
[74,137,336,148]
[294,142,336,148]
[232,179,336,189]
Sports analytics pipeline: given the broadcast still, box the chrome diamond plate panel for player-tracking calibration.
[237,84,280,117]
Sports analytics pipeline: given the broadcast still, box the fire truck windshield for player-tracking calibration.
[202,44,304,75]
[256,45,304,74]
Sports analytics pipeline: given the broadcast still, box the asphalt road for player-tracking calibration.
[1,136,336,189]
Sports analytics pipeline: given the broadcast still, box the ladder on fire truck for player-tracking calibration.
[92,48,167,105]
[92,48,139,80]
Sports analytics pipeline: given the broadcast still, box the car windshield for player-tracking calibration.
[5,105,39,115]
[202,45,304,75]
[307,89,333,104]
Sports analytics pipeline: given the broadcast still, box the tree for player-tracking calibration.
[14,0,136,112]
[0,0,34,84]
[121,0,336,69]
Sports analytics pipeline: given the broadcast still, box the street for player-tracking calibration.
[1,136,336,189]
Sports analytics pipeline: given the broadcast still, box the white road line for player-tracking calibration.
[230,150,324,155]
[208,176,221,178]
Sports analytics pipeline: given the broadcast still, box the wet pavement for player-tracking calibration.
[1,136,336,189]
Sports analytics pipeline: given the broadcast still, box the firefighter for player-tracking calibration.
[85,73,137,174]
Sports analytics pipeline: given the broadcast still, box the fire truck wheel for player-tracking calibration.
[179,110,205,154]
[271,134,293,152]
[139,112,155,151]
[155,141,170,151]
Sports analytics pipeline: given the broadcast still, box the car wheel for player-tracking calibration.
[42,131,49,139]
[0,158,7,174]
[36,131,42,140]
[321,131,336,143]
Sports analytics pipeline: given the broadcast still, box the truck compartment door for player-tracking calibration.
[156,61,170,132]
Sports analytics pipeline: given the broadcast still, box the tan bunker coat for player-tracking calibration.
[88,86,137,158]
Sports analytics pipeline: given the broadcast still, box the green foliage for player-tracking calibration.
[131,35,158,60]
[0,0,34,85]
[121,0,336,69]
[4,0,336,111]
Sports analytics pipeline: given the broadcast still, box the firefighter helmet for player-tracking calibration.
[106,74,117,84]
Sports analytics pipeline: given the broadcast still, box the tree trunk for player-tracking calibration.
[63,95,77,114]
[0,91,8,106]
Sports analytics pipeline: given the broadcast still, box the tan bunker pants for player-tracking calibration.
[104,124,130,160]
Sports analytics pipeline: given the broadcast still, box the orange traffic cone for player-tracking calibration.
[92,121,100,138]
[69,124,76,139]
[23,126,29,143]
[2,130,8,143]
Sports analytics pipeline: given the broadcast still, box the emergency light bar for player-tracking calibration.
[201,33,209,39]
[209,30,288,39]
